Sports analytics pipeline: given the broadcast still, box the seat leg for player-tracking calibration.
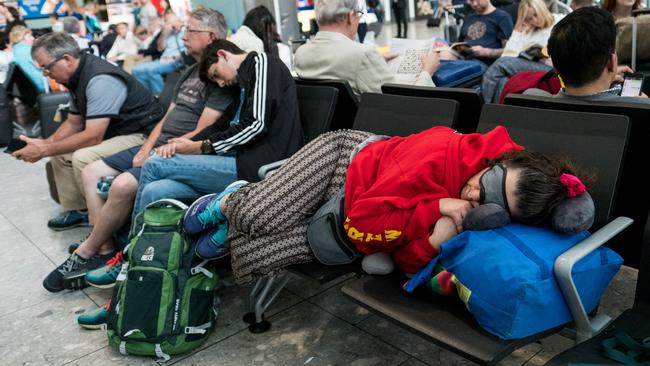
[243,272,291,333]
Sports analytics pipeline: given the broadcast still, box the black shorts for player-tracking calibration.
[102,146,143,181]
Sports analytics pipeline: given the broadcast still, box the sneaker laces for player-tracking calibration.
[58,254,86,275]
[105,252,124,270]
[198,197,224,227]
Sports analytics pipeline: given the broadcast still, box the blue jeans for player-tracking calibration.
[132,59,179,94]
[134,154,238,214]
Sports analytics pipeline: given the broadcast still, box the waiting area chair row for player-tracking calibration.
[245,81,650,366]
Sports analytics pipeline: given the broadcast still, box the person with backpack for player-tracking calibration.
[41,8,236,296]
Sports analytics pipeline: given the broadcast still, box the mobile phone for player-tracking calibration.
[620,73,645,97]
[4,139,27,154]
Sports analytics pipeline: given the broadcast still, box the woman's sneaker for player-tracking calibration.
[78,302,109,330]
[183,180,248,234]
[195,225,230,260]
[85,251,127,289]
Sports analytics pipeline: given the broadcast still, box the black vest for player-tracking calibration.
[65,53,164,139]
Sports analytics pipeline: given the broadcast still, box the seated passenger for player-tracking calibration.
[539,7,649,103]
[603,0,642,19]
[9,26,45,93]
[457,0,514,64]
[106,22,139,64]
[185,126,588,284]
[13,32,163,237]
[230,6,277,55]
[41,8,235,293]
[62,16,90,50]
[294,0,440,94]
[58,0,87,37]
[0,4,27,35]
[132,39,304,239]
[132,12,185,94]
[481,0,561,102]
[230,6,293,70]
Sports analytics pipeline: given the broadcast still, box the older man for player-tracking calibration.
[62,16,89,49]
[14,32,163,232]
[43,8,237,294]
[294,0,440,94]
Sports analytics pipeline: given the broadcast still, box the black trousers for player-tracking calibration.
[392,6,407,38]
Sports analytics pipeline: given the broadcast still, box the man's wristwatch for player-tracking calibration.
[200,139,212,154]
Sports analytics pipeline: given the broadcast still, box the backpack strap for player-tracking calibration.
[190,260,214,278]
[154,344,171,362]
[184,321,212,335]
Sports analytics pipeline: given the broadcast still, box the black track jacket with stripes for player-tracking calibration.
[192,52,304,182]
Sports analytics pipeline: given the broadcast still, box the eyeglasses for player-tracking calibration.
[40,55,65,73]
[355,10,364,17]
[181,25,213,34]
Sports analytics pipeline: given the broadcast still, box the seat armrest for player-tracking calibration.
[554,216,633,344]
[258,158,289,180]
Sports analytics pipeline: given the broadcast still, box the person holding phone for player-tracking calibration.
[131,12,185,94]
[541,7,649,103]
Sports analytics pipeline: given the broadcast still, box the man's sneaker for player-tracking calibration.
[68,243,80,254]
[183,180,248,234]
[195,225,229,260]
[85,251,127,289]
[42,251,114,292]
[78,301,109,330]
[67,233,91,254]
[47,210,89,231]
[61,252,115,291]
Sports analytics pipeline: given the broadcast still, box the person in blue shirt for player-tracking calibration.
[460,0,513,64]
[9,26,45,92]
[132,12,185,94]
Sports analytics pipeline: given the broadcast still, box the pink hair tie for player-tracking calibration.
[560,174,586,198]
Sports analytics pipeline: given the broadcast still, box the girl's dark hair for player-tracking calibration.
[494,150,594,225]
[243,5,280,55]
[199,39,246,83]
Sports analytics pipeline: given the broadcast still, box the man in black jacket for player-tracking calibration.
[133,39,304,216]
[13,32,163,232]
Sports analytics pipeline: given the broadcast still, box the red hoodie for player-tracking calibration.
[344,126,523,273]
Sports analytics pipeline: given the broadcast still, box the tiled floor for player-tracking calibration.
[0,19,639,366]
[0,142,638,366]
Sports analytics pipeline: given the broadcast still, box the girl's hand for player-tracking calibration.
[439,198,478,232]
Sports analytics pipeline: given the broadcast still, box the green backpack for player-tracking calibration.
[106,199,219,361]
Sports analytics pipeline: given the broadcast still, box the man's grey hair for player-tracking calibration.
[62,16,81,35]
[32,32,81,59]
[189,6,228,38]
[315,0,360,25]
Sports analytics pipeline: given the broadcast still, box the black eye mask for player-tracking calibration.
[479,163,510,214]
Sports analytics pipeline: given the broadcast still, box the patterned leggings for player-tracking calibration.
[223,130,374,285]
